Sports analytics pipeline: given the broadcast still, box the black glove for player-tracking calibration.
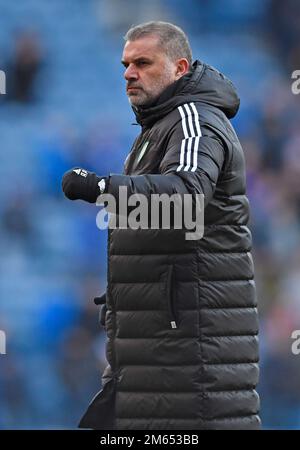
[62,168,107,203]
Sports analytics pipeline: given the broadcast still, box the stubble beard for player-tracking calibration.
[127,67,175,108]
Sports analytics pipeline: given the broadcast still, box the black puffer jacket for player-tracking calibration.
[79,61,260,430]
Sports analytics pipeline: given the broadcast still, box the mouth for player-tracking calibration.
[127,86,141,93]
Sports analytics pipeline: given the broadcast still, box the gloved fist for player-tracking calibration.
[62,168,106,203]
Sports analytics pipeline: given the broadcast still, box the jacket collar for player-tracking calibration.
[132,60,240,128]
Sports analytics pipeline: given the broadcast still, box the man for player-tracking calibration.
[62,21,260,430]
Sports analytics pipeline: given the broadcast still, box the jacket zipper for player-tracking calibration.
[127,129,150,174]
[107,228,117,372]
[166,265,178,329]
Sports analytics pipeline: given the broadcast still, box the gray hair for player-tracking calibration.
[124,21,192,67]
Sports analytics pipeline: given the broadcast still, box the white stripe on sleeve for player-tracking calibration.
[176,102,202,172]
[183,103,196,137]
[178,105,189,139]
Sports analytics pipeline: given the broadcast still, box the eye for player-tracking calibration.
[137,61,149,67]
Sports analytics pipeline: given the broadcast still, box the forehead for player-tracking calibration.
[122,35,163,60]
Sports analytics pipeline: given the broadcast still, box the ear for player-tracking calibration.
[175,58,190,80]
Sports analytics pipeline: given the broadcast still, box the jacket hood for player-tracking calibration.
[133,60,240,128]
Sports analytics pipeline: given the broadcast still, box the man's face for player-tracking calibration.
[122,35,178,107]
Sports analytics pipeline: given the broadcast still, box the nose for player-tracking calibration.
[124,64,138,81]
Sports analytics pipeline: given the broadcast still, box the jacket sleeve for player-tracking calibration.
[107,111,225,208]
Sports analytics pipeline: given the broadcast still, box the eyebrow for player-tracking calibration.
[121,57,152,66]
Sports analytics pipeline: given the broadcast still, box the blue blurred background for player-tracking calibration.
[0,0,300,430]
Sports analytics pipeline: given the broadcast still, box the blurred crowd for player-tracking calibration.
[0,0,300,429]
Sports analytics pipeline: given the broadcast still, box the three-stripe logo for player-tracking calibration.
[177,102,202,172]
